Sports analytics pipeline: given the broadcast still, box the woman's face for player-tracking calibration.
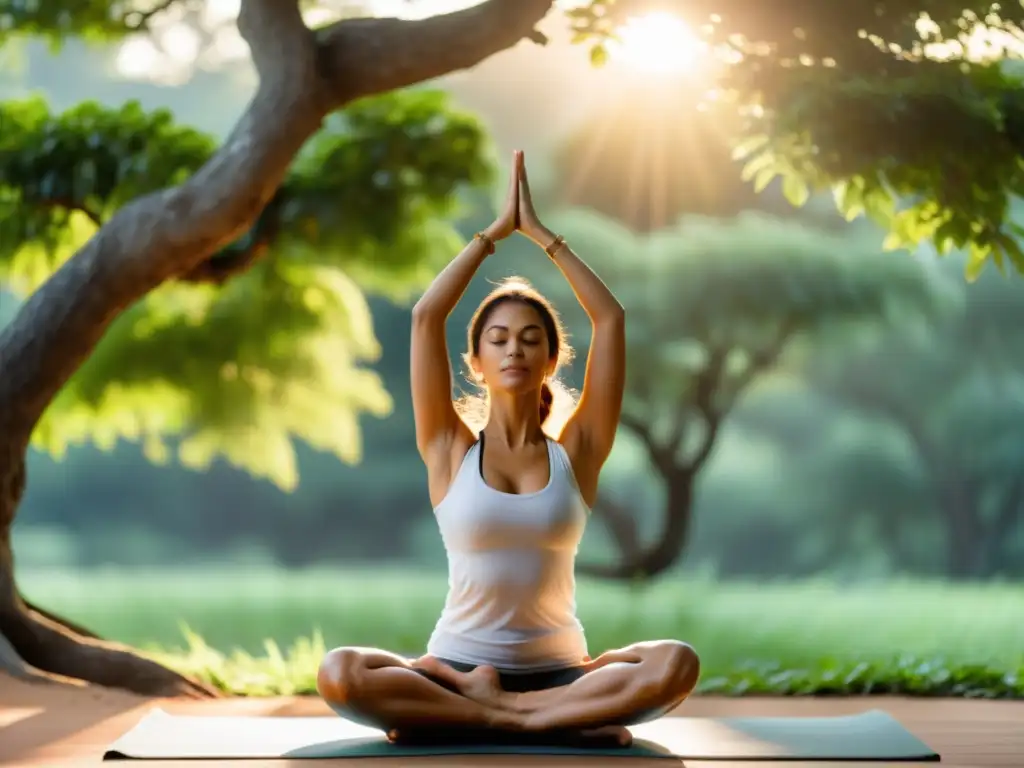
[473,300,554,394]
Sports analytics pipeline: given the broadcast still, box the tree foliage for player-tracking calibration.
[9,1,1024,276]
[542,209,952,577]
[803,255,1024,577]
[0,90,492,489]
[571,0,1024,278]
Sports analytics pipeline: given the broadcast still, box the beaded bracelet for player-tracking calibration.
[473,231,496,255]
[544,234,566,259]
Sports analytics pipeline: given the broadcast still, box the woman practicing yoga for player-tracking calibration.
[317,151,699,746]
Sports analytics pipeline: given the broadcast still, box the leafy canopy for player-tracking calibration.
[14,0,1024,279]
[0,88,493,490]
[572,0,1024,279]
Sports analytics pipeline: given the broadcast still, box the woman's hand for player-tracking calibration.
[483,150,522,242]
[517,152,556,247]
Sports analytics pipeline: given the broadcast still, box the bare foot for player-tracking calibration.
[576,724,633,747]
[454,665,506,707]
[413,657,508,710]
[407,657,519,730]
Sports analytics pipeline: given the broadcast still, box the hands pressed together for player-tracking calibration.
[481,150,558,252]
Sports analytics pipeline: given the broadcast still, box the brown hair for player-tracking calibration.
[457,277,575,434]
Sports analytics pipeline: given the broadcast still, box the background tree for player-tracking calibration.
[798,256,1024,578]
[539,210,952,578]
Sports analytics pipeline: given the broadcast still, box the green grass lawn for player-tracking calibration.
[18,567,1024,697]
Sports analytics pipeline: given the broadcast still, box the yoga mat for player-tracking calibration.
[103,708,939,761]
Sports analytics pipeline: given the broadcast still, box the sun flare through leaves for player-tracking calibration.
[609,11,707,75]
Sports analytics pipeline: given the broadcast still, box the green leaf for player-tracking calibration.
[753,167,776,193]
[881,232,904,251]
[740,151,774,182]
[997,232,1024,272]
[782,175,810,207]
[965,242,990,282]
[833,180,864,222]
[731,134,769,161]
[590,43,609,67]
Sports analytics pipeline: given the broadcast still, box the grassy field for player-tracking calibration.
[18,567,1024,697]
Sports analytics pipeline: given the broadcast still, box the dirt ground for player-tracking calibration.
[1,674,1022,767]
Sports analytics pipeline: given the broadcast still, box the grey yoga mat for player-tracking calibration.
[103,708,940,761]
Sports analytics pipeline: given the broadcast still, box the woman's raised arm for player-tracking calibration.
[518,154,626,469]
[410,151,520,463]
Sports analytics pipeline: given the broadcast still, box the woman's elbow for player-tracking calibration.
[598,302,625,326]
[411,301,444,325]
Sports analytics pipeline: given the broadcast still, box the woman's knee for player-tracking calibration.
[317,647,368,707]
[660,640,700,696]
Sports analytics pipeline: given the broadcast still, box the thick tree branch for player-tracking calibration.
[687,322,797,470]
[662,347,725,460]
[178,193,285,285]
[177,241,271,285]
[619,409,675,477]
[0,0,323,452]
[317,0,556,104]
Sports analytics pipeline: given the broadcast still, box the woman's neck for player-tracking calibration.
[484,393,544,448]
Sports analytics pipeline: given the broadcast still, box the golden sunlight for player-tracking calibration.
[609,12,706,75]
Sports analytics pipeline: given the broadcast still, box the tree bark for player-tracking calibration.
[0,0,556,695]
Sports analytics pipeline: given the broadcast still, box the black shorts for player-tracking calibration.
[418,657,586,693]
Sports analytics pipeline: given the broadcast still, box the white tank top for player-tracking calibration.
[426,435,590,671]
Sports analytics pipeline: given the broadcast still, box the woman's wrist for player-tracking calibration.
[483,222,507,242]
[529,225,556,246]
[473,229,498,256]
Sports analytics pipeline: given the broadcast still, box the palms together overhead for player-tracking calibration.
[487,150,554,247]
[516,152,551,245]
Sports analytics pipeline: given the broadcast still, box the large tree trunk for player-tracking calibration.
[940,478,982,579]
[0,0,556,695]
[975,475,1024,578]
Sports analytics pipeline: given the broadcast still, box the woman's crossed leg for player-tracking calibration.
[316,639,700,742]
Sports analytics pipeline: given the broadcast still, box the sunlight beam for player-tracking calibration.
[609,12,706,76]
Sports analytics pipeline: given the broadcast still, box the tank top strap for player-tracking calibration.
[547,438,580,493]
[436,439,482,507]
